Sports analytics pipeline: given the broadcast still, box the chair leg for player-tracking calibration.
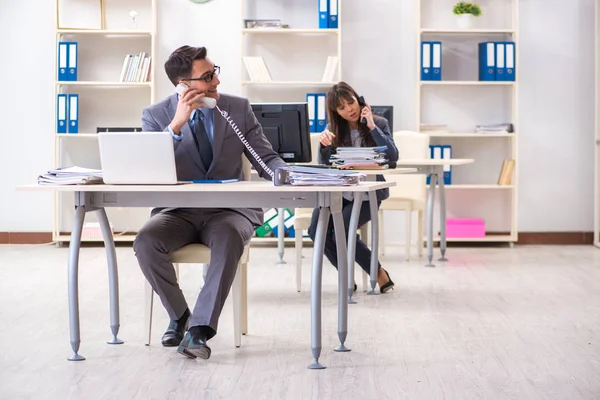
[295,229,303,292]
[144,280,154,346]
[378,210,385,257]
[362,270,369,292]
[232,263,243,348]
[417,210,424,257]
[174,263,180,282]
[405,206,413,261]
[241,262,248,335]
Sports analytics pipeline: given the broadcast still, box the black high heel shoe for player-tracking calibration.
[379,269,394,294]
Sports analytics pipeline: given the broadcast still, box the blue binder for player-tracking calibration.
[328,0,338,28]
[68,94,79,133]
[431,41,442,81]
[57,42,68,81]
[67,42,78,81]
[478,42,496,81]
[495,42,506,81]
[426,145,434,184]
[316,93,326,132]
[57,94,67,134]
[504,41,516,81]
[442,145,452,185]
[306,93,317,132]
[421,41,432,81]
[318,0,328,29]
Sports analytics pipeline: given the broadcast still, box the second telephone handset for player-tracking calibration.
[174,82,274,178]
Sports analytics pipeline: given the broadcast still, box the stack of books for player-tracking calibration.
[330,146,389,169]
[476,123,514,134]
[497,159,515,185]
[38,166,103,186]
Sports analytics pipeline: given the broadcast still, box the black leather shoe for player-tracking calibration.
[177,326,211,360]
[380,269,395,294]
[161,308,190,347]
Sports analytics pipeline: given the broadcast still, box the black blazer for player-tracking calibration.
[318,116,399,202]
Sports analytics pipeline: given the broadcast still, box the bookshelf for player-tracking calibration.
[240,0,341,244]
[53,0,157,244]
[417,0,519,244]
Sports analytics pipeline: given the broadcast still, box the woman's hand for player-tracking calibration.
[361,104,376,131]
[320,129,335,146]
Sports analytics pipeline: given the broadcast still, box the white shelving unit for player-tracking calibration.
[596,0,600,248]
[53,0,157,244]
[240,0,341,244]
[417,0,519,244]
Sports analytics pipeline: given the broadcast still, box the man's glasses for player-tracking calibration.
[184,66,220,83]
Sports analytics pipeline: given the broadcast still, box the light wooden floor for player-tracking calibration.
[1,244,599,400]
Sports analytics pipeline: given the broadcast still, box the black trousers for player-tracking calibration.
[308,198,381,275]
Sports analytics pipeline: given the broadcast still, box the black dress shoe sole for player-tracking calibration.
[177,345,211,360]
[161,333,184,347]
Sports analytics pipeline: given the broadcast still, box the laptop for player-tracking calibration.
[98,132,179,184]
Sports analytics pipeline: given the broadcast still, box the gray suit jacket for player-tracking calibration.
[141,93,287,227]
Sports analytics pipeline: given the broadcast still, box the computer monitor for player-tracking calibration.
[251,102,312,163]
[371,105,394,131]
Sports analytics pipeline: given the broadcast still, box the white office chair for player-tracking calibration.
[378,131,429,260]
[294,133,369,292]
[144,156,252,348]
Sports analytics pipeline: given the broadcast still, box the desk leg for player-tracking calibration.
[97,208,123,345]
[308,206,329,369]
[347,192,364,304]
[425,174,437,268]
[67,205,86,361]
[368,192,379,295]
[277,208,286,264]
[438,169,448,262]
[332,210,350,352]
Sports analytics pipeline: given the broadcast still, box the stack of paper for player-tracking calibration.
[475,123,514,134]
[275,166,364,186]
[330,146,389,169]
[38,166,103,185]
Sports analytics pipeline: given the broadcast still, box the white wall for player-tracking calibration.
[0,0,595,233]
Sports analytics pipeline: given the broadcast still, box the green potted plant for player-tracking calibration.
[452,1,482,29]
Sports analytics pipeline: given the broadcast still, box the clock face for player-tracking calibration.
[189,0,212,3]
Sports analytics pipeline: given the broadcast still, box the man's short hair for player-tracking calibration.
[164,45,207,86]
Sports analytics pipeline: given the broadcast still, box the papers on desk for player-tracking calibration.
[38,166,103,185]
[273,166,365,186]
[330,146,389,168]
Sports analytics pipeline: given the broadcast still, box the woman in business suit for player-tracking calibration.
[307,81,397,293]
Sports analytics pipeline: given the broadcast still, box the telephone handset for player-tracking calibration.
[176,83,217,109]
[357,95,367,127]
[174,82,274,179]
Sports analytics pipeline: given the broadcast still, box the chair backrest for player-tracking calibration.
[386,131,430,202]
[242,155,252,181]
[309,133,320,164]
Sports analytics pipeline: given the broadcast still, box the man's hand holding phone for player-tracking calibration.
[170,85,209,134]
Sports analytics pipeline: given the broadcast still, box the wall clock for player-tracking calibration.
[189,0,213,3]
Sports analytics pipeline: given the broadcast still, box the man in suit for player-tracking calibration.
[135,45,286,360]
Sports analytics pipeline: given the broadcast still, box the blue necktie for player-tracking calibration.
[190,111,213,170]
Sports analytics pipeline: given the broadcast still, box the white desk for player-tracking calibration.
[18,180,393,369]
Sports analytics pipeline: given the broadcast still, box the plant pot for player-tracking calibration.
[456,14,474,29]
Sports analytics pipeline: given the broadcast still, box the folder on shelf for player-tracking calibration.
[442,145,452,185]
[478,42,496,81]
[57,94,67,134]
[328,0,338,28]
[431,41,442,81]
[57,42,68,81]
[318,0,329,29]
[306,93,316,132]
[504,41,516,81]
[67,42,78,81]
[68,94,78,134]
[421,41,432,81]
[497,159,515,185]
[495,42,506,81]
[316,93,326,132]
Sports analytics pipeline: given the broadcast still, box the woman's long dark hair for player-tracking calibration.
[326,81,377,149]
